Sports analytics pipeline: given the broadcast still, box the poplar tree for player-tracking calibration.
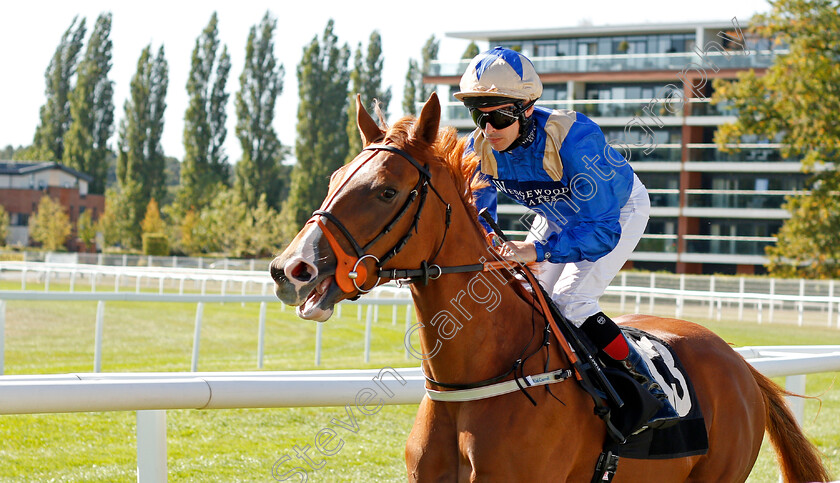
[234,12,285,210]
[281,19,350,236]
[27,17,87,161]
[346,31,391,163]
[463,41,480,59]
[180,12,232,213]
[116,45,169,247]
[418,35,440,102]
[402,35,439,116]
[63,13,114,194]
[402,59,419,116]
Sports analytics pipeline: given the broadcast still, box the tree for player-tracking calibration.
[76,209,97,251]
[418,36,439,103]
[179,12,232,213]
[97,188,134,248]
[402,59,419,116]
[247,194,285,258]
[463,41,480,59]
[346,31,391,163]
[26,17,87,162]
[712,0,840,277]
[116,44,169,248]
[281,19,350,238]
[63,13,114,194]
[402,35,439,116]
[0,205,9,246]
[178,208,201,255]
[766,173,840,278]
[0,145,21,160]
[141,198,165,235]
[233,12,285,211]
[28,196,72,251]
[141,199,169,257]
[197,188,249,256]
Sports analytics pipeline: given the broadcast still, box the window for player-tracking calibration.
[535,42,557,57]
[10,213,29,226]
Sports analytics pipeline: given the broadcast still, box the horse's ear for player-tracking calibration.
[414,92,440,145]
[356,94,383,146]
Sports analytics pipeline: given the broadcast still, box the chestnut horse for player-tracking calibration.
[270,93,830,482]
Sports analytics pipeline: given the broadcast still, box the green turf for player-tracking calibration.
[0,279,838,482]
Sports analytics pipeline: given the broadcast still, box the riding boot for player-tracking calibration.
[617,337,680,428]
[579,312,679,429]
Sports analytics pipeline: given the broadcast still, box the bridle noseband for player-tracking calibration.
[305,143,576,408]
[307,144,453,295]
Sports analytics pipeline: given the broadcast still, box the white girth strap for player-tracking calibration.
[425,368,573,403]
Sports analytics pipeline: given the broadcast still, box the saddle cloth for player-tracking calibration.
[606,326,709,460]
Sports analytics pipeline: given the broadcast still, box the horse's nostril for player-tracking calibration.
[283,258,319,284]
[291,262,310,281]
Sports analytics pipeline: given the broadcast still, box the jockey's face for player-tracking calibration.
[476,103,534,151]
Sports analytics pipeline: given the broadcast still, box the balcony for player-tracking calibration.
[648,189,680,207]
[637,234,678,253]
[635,234,775,257]
[430,50,780,77]
[685,189,801,210]
[687,143,789,162]
[683,235,775,256]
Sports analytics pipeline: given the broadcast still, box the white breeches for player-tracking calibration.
[526,174,650,326]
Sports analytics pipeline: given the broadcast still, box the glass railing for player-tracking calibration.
[636,234,678,253]
[686,144,793,162]
[683,235,776,256]
[625,146,682,162]
[684,190,802,210]
[688,100,737,116]
[430,50,780,76]
[648,189,680,207]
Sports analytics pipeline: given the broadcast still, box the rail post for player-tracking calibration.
[191,303,204,372]
[0,300,5,375]
[94,301,105,372]
[137,410,167,482]
[258,302,267,369]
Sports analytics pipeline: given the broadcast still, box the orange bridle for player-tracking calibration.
[305,144,449,295]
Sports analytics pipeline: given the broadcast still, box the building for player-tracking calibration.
[0,161,105,250]
[425,19,803,275]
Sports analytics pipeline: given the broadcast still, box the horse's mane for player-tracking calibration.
[380,116,488,236]
[377,114,544,313]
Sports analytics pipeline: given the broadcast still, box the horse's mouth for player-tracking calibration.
[297,275,342,322]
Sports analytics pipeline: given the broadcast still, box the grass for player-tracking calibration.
[0,278,838,482]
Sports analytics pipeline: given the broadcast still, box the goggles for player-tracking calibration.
[469,105,521,130]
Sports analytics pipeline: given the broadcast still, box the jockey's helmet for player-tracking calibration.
[454,47,542,108]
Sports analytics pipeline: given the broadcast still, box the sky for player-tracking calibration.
[0,0,771,164]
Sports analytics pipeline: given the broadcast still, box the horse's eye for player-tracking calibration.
[379,188,398,201]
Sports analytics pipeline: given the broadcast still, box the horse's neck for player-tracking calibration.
[409,201,547,384]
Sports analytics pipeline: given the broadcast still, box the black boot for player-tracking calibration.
[580,312,679,429]
[618,338,680,429]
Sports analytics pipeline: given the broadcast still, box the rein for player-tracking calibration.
[309,142,577,404]
[308,144,480,294]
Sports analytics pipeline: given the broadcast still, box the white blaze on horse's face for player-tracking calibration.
[269,157,386,322]
[282,224,335,320]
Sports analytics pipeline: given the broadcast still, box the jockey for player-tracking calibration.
[456,46,678,427]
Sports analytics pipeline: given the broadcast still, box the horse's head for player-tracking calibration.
[270,93,459,321]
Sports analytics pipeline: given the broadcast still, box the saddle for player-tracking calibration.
[571,324,709,483]
[586,326,709,459]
